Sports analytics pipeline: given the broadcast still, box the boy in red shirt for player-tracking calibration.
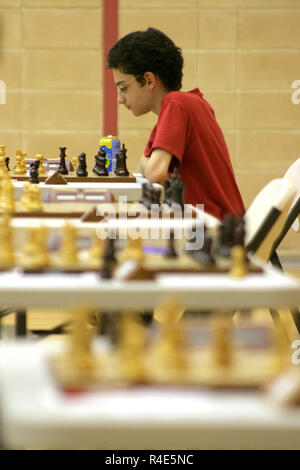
[108,27,245,220]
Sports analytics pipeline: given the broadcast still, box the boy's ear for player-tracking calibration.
[144,71,156,87]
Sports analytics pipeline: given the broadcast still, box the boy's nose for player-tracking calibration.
[118,95,126,104]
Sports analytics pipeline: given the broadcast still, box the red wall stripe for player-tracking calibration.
[102,0,118,137]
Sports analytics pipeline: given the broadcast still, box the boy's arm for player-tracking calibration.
[138,148,172,185]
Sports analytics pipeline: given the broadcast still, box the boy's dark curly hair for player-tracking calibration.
[107,28,184,91]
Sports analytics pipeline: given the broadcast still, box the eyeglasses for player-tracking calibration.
[117,74,143,95]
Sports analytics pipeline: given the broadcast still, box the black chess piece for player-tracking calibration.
[233,216,246,247]
[99,238,117,279]
[165,230,177,258]
[215,213,237,258]
[76,152,88,177]
[150,187,162,212]
[192,234,216,266]
[93,149,108,176]
[58,146,68,175]
[139,182,152,209]
[29,160,40,184]
[163,178,172,206]
[5,157,10,171]
[139,182,146,207]
[170,168,185,211]
[115,143,129,176]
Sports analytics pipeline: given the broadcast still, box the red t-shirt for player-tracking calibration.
[144,88,245,220]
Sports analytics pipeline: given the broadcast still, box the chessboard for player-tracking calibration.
[0,168,196,222]
[2,144,136,183]
[0,210,260,279]
[48,303,290,391]
[11,173,137,184]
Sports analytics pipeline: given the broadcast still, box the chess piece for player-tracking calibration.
[120,235,145,263]
[151,298,187,372]
[5,157,10,172]
[117,313,147,383]
[115,143,129,176]
[76,152,88,177]
[0,156,8,176]
[59,222,78,266]
[29,161,40,184]
[58,147,68,175]
[215,213,237,258]
[163,178,172,206]
[165,230,177,258]
[211,314,232,368]
[139,182,154,210]
[229,245,248,278]
[139,182,147,207]
[0,174,15,212]
[189,225,215,266]
[24,183,43,212]
[14,153,26,175]
[170,168,184,211]
[99,238,117,279]
[0,145,8,174]
[150,187,162,210]
[153,296,185,324]
[21,226,49,268]
[0,145,6,158]
[20,182,31,209]
[93,149,108,176]
[68,307,98,371]
[71,156,78,172]
[0,214,14,266]
[21,151,27,173]
[234,216,246,247]
[35,154,46,175]
[49,306,103,389]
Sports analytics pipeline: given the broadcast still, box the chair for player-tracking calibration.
[245,178,297,263]
[270,159,300,253]
[241,178,298,339]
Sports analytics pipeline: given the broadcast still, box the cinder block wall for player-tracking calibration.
[0,0,102,168]
[1,0,300,249]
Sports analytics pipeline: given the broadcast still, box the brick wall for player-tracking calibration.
[1,0,300,249]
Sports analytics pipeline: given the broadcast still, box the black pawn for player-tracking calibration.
[115,143,129,176]
[5,157,10,171]
[58,146,68,175]
[215,214,237,258]
[165,230,177,258]
[193,235,215,266]
[233,216,246,247]
[99,238,117,279]
[93,148,108,176]
[163,178,172,206]
[29,160,40,184]
[76,152,88,177]
[150,187,162,211]
[171,168,184,210]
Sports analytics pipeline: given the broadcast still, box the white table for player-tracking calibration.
[0,263,299,338]
[0,265,299,311]
[12,174,154,202]
[1,340,300,449]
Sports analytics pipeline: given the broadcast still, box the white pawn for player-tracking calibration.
[0,174,15,212]
[60,222,78,266]
[35,154,46,175]
[0,214,14,266]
